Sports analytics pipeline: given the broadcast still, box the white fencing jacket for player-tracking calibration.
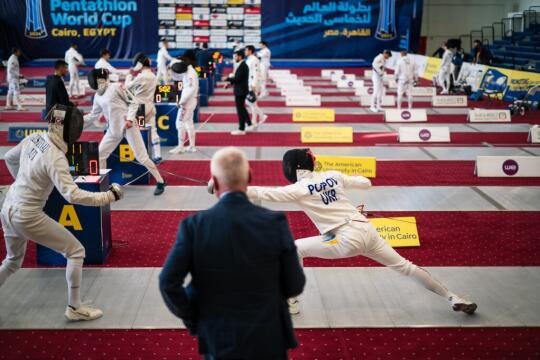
[3,133,114,212]
[7,54,20,83]
[440,49,453,72]
[178,65,199,109]
[257,47,271,68]
[247,170,372,234]
[84,83,129,137]
[395,55,418,84]
[157,47,173,70]
[372,54,386,76]
[94,58,118,74]
[245,54,262,91]
[64,47,84,71]
[125,68,157,107]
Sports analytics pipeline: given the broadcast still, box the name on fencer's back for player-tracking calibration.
[26,134,51,160]
[307,177,339,205]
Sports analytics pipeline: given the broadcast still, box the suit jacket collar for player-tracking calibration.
[218,191,249,205]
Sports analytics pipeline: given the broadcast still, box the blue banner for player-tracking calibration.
[0,0,158,60]
[262,0,423,59]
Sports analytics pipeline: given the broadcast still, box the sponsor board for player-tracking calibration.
[398,127,450,142]
[432,95,468,107]
[301,126,353,143]
[286,94,321,106]
[385,109,427,122]
[468,109,511,122]
[475,156,540,177]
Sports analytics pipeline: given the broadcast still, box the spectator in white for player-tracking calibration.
[64,43,85,98]
[245,45,267,127]
[169,52,199,154]
[369,50,391,113]
[437,44,453,94]
[94,49,118,74]
[157,39,173,85]
[5,47,26,111]
[395,50,418,110]
[257,41,271,98]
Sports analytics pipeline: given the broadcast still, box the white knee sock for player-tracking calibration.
[66,258,83,308]
[186,125,196,148]
[178,126,186,148]
[411,267,454,301]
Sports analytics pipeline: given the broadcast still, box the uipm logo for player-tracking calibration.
[25,0,48,39]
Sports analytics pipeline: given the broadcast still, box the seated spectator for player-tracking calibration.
[472,39,493,65]
[159,147,306,360]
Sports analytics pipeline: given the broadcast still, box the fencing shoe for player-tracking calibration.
[287,298,300,315]
[451,295,477,315]
[169,146,185,154]
[65,305,103,321]
[154,182,166,196]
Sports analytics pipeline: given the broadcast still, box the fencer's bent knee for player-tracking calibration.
[65,242,85,260]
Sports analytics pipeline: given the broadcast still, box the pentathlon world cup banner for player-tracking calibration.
[262,0,423,58]
[0,0,422,60]
[0,0,158,59]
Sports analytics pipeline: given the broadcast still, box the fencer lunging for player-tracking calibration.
[5,47,26,111]
[244,149,477,316]
[125,52,161,163]
[395,50,418,110]
[437,45,454,94]
[84,69,166,196]
[64,43,84,98]
[0,104,124,321]
[245,45,267,127]
[169,58,199,154]
[370,50,392,113]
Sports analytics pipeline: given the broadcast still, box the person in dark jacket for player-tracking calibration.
[159,147,306,360]
[197,43,213,71]
[45,59,74,117]
[226,50,252,135]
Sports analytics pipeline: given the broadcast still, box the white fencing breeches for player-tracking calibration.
[175,106,196,148]
[0,205,86,306]
[6,80,21,108]
[371,73,384,109]
[397,81,413,109]
[128,103,161,159]
[247,100,265,125]
[98,126,164,183]
[437,68,451,92]
[157,65,168,85]
[295,221,452,300]
[68,66,80,96]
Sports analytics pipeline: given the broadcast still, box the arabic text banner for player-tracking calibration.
[262,0,424,59]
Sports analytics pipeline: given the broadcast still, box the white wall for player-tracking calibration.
[506,0,540,13]
[421,0,509,55]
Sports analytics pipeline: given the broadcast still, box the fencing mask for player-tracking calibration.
[88,68,110,95]
[282,148,315,183]
[132,52,150,72]
[47,104,84,145]
[171,61,188,75]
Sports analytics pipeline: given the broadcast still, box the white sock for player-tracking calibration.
[411,267,454,301]
[66,258,83,309]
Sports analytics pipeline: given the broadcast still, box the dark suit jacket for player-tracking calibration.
[159,192,305,359]
[45,74,73,115]
[227,61,249,97]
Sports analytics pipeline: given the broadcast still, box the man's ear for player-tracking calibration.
[212,175,220,193]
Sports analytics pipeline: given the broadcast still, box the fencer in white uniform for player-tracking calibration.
[244,149,477,316]
[169,60,199,154]
[125,52,161,163]
[157,39,173,85]
[395,50,418,110]
[257,41,271,98]
[0,104,124,321]
[370,50,392,113]
[64,44,84,97]
[5,48,26,111]
[245,45,267,127]
[94,48,118,74]
[437,46,454,94]
[84,69,166,195]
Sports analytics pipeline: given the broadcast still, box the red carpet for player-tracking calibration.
[2,211,538,268]
[0,328,537,360]
[147,160,540,187]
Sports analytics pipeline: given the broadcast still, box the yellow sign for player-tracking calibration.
[227,0,244,4]
[176,13,192,20]
[119,144,135,162]
[59,205,82,231]
[422,57,441,81]
[293,108,335,122]
[314,155,376,177]
[301,127,353,143]
[370,217,420,247]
